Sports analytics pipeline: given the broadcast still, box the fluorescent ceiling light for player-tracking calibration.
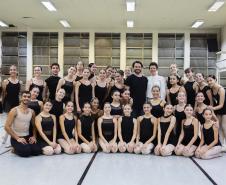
[0,21,8,27]
[41,1,57,11]
[192,20,204,28]
[126,1,135,11]
[127,20,134,28]
[208,0,225,12]
[60,20,71,28]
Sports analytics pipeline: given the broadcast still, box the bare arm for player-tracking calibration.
[59,115,71,143]
[145,117,158,145]
[75,82,81,112]
[206,125,220,150]
[52,115,57,143]
[117,117,123,142]
[97,118,108,143]
[163,116,176,146]
[130,118,137,143]
[187,118,199,147]
[77,119,90,144]
[35,116,52,145]
[112,118,118,143]
[213,88,225,111]
[74,116,79,143]
[4,108,19,140]
[177,120,185,146]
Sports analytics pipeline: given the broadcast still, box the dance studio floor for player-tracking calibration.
[0,113,225,185]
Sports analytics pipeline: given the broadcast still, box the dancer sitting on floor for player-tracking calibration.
[195,108,222,159]
[134,102,157,155]
[5,91,42,157]
[118,104,137,153]
[58,101,81,154]
[98,102,118,153]
[78,102,97,153]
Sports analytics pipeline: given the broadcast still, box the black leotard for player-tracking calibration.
[203,124,221,146]
[79,115,94,142]
[4,79,20,112]
[150,100,164,118]
[184,81,196,107]
[181,120,200,146]
[101,118,115,142]
[58,117,75,139]
[110,104,123,116]
[174,108,186,138]
[37,116,54,148]
[212,87,226,115]
[160,119,176,146]
[28,100,41,115]
[121,116,134,143]
[139,117,156,144]
[62,80,73,103]
[95,84,107,108]
[78,82,92,108]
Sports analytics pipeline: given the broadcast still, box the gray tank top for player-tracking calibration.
[12,107,32,137]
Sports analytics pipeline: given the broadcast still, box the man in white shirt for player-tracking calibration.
[146,62,166,100]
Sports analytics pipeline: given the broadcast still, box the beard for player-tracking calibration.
[134,69,141,74]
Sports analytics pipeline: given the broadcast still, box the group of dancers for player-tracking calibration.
[1,60,226,159]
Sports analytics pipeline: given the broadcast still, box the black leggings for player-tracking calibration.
[11,136,42,157]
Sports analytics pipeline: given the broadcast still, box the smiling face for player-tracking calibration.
[99,69,106,80]
[177,91,186,103]
[123,104,132,116]
[21,92,31,105]
[82,68,91,79]
[203,109,212,121]
[91,98,99,109]
[112,91,121,102]
[149,65,157,75]
[30,87,40,99]
[43,101,52,112]
[90,64,97,73]
[68,66,76,76]
[65,101,74,113]
[103,103,111,114]
[151,86,160,99]
[207,76,216,88]
[143,103,151,114]
[56,88,66,100]
[133,63,142,75]
[34,66,42,77]
[184,105,194,117]
[9,65,17,77]
[196,73,204,83]
[83,103,91,114]
[185,70,193,79]
[196,92,205,103]
[121,90,130,100]
[164,104,173,115]
[106,67,113,77]
[115,72,123,83]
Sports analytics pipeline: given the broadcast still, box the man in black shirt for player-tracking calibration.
[125,61,148,118]
[45,63,61,101]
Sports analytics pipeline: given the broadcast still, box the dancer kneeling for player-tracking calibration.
[134,102,157,155]
[154,104,176,156]
[57,101,81,154]
[78,102,97,153]
[98,103,118,153]
[195,108,222,159]
[118,104,137,153]
[35,101,61,155]
[175,104,200,157]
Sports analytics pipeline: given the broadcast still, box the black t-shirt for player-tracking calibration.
[125,74,148,110]
[45,76,61,100]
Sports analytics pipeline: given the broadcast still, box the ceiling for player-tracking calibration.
[0,0,226,30]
